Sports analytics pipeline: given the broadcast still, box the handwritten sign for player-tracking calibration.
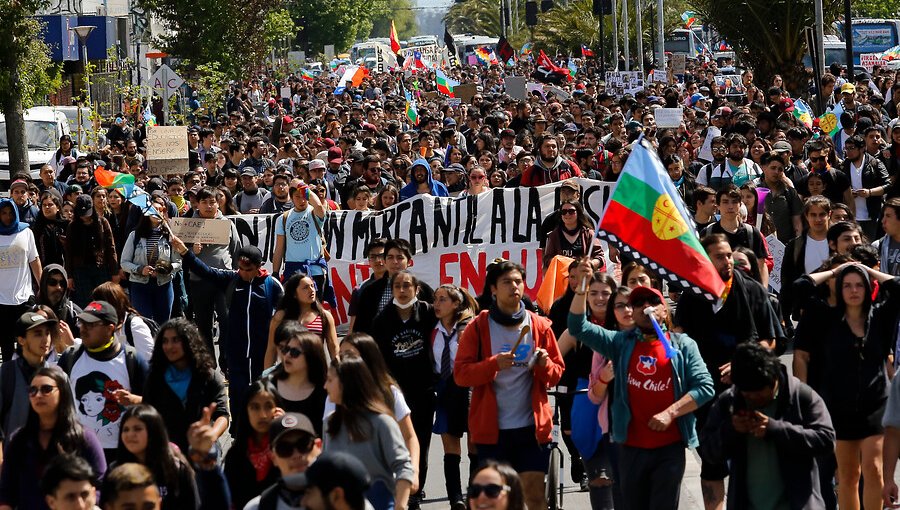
[146,126,188,175]
[765,234,785,293]
[673,54,686,75]
[655,108,684,128]
[860,53,888,72]
[169,217,232,245]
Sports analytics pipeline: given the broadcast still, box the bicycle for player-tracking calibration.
[545,386,589,510]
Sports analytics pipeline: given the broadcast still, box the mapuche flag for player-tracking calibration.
[435,69,458,97]
[597,139,725,302]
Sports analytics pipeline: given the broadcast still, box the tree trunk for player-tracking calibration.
[1,93,30,179]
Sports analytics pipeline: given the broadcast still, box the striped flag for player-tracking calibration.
[299,69,314,81]
[474,47,498,66]
[390,20,401,54]
[681,11,698,28]
[403,86,419,126]
[435,69,458,97]
[792,99,813,128]
[581,45,594,57]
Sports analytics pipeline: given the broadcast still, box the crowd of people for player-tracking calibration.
[3,51,900,510]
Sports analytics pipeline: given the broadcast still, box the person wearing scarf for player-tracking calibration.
[455,260,564,510]
[542,200,604,271]
[0,199,42,363]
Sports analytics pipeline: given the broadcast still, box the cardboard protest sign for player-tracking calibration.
[169,217,232,245]
[453,83,478,103]
[146,126,188,175]
[655,108,684,128]
[506,77,527,100]
[605,71,644,97]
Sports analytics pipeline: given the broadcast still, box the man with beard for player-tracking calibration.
[399,159,449,201]
[519,134,581,186]
[37,264,81,334]
[350,155,389,198]
[675,234,783,510]
[260,173,293,213]
[696,133,761,192]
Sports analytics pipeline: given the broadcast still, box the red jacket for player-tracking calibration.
[454,310,565,445]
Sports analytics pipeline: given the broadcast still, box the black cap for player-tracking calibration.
[16,312,57,338]
[74,194,93,218]
[235,246,264,266]
[269,413,317,444]
[240,168,258,177]
[302,452,371,497]
[77,300,118,325]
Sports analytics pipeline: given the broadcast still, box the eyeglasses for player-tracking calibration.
[48,278,66,288]
[712,147,727,153]
[467,483,510,499]
[809,156,826,163]
[279,345,303,358]
[274,435,315,458]
[561,209,577,215]
[28,384,58,397]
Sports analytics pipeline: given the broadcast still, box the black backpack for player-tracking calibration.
[125,313,160,347]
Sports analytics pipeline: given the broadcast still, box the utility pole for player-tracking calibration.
[634,0,644,74]
[814,0,825,79]
[612,0,618,70]
[657,0,664,69]
[622,0,629,70]
[843,0,853,75]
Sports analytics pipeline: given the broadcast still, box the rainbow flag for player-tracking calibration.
[792,99,813,129]
[597,139,725,302]
[879,44,900,61]
[95,166,135,189]
[435,69,458,97]
[681,11,698,28]
[299,69,314,81]
[474,47,498,66]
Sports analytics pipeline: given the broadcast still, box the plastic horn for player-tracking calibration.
[755,187,770,228]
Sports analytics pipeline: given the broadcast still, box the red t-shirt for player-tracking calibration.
[624,338,682,449]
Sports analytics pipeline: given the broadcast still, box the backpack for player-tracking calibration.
[125,313,160,348]
[255,483,281,510]
[0,361,18,430]
[57,343,145,395]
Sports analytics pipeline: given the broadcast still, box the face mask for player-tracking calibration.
[393,297,418,310]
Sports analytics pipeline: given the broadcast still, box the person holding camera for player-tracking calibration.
[120,197,181,325]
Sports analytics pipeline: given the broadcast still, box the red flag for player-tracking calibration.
[390,21,401,54]
[535,50,572,83]
[581,45,595,57]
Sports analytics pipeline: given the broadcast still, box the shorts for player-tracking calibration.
[476,425,550,474]
[694,400,728,481]
[433,378,469,437]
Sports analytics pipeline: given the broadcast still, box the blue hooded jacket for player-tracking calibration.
[399,158,449,201]
[0,199,29,235]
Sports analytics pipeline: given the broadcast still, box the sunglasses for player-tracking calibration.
[632,297,662,307]
[809,156,826,162]
[48,278,66,288]
[274,435,315,458]
[561,209,577,215]
[470,175,486,181]
[467,483,510,499]
[280,345,303,358]
[28,384,58,397]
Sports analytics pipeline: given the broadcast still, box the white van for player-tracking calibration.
[51,106,92,148]
[0,106,71,192]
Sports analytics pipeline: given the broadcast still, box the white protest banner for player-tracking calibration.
[673,54,686,75]
[401,44,441,63]
[229,179,616,325]
[860,53,888,72]
[605,71,644,97]
[655,108,684,128]
[698,126,721,162]
[280,86,291,100]
[765,234,786,293]
[146,126,188,175]
[169,217,232,245]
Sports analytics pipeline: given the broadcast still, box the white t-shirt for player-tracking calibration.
[323,385,410,425]
[849,160,868,220]
[69,348,132,449]
[114,313,155,363]
[804,236,830,274]
[0,228,38,305]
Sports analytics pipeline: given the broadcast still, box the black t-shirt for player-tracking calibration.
[704,222,768,261]
[798,169,850,204]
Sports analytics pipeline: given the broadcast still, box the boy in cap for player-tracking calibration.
[245,413,323,510]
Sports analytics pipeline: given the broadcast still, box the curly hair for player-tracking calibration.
[149,317,215,384]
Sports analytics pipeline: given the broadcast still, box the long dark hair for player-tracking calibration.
[557,199,593,231]
[604,287,632,331]
[149,318,215,384]
[278,273,334,342]
[326,356,392,442]
[234,379,281,447]
[10,366,86,457]
[339,333,396,411]
[217,186,239,216]
[115,405,191,497]
[470,460,526,510]
[835,264,874,317]
[133,207,171,241]
[271,323,328,387]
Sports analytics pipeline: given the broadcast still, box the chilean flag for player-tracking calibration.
[581,45,595,58]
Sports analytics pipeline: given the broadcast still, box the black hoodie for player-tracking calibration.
[38,264,81,334]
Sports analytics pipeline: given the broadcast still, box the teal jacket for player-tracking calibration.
[567,312,714,449]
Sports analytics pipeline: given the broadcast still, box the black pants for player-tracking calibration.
[405,389,436,494]
[189,278,228,369]
[618,442,685,510]
[0,302,33,362]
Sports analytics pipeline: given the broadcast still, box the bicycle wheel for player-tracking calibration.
[547,447,561,510]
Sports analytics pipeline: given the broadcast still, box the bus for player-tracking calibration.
[803,34,849,69]
[834,18,900,65]
[665,29,707,58]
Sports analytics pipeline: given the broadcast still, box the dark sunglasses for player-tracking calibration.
[561,209,577,215]
[274,435,315,458]
[467,483,510,499]
[28,384,58,397]
[809,156,826,163]
[632,296,662,307]
[48,278,66,288]
[279,345,303,358]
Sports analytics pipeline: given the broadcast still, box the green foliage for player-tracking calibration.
[690,0,843,94]
[265,8,296,47]
[292,0,392,53]
[852,0,899,19]
[140,0,285,78]
[179,60,230,118]
[370,0,418,39]
[443,0,528,47]
[0,5,62,110]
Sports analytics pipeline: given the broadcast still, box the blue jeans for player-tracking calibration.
[366,480,395,510]
[129,279,174,325]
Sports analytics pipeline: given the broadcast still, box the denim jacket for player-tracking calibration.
[568,311,714,448]
[120,231,182,285]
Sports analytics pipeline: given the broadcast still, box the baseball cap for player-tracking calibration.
[235,246,264,266]
[302,452,371,497]
[629,286,666,307]
[443,117,457,126]
[269,413,317,444]
[780,98,795,113]
[347,150,366,163]
[772,141,792,153]
[77,300,118,324]
[74,194,93,218]
[16,312,57,338]
[327,146,343,164]
[240,168,258,177]
[441,163,466,174]
[840,83,856,94]
[65,184,83,195]
[690,93,706,106]
[9,180,28,192]
[563,123,578,133]
[713,106,732,118]
[560,178,580,192]
[308,159,326,171]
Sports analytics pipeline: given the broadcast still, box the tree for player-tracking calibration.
[690,0,843,95]
[852,0,899,18]
[370,0,418,40]
[291,0,390,53]
[0,0,62,177]
[443,0,528,47]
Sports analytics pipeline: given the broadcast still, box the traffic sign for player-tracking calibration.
[148,64,184,100]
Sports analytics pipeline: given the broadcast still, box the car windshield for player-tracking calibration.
[0,121,57,150]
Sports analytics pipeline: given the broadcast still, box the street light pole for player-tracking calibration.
[71,25,96,110]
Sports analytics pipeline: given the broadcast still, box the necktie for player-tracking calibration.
[441,331,455,381]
